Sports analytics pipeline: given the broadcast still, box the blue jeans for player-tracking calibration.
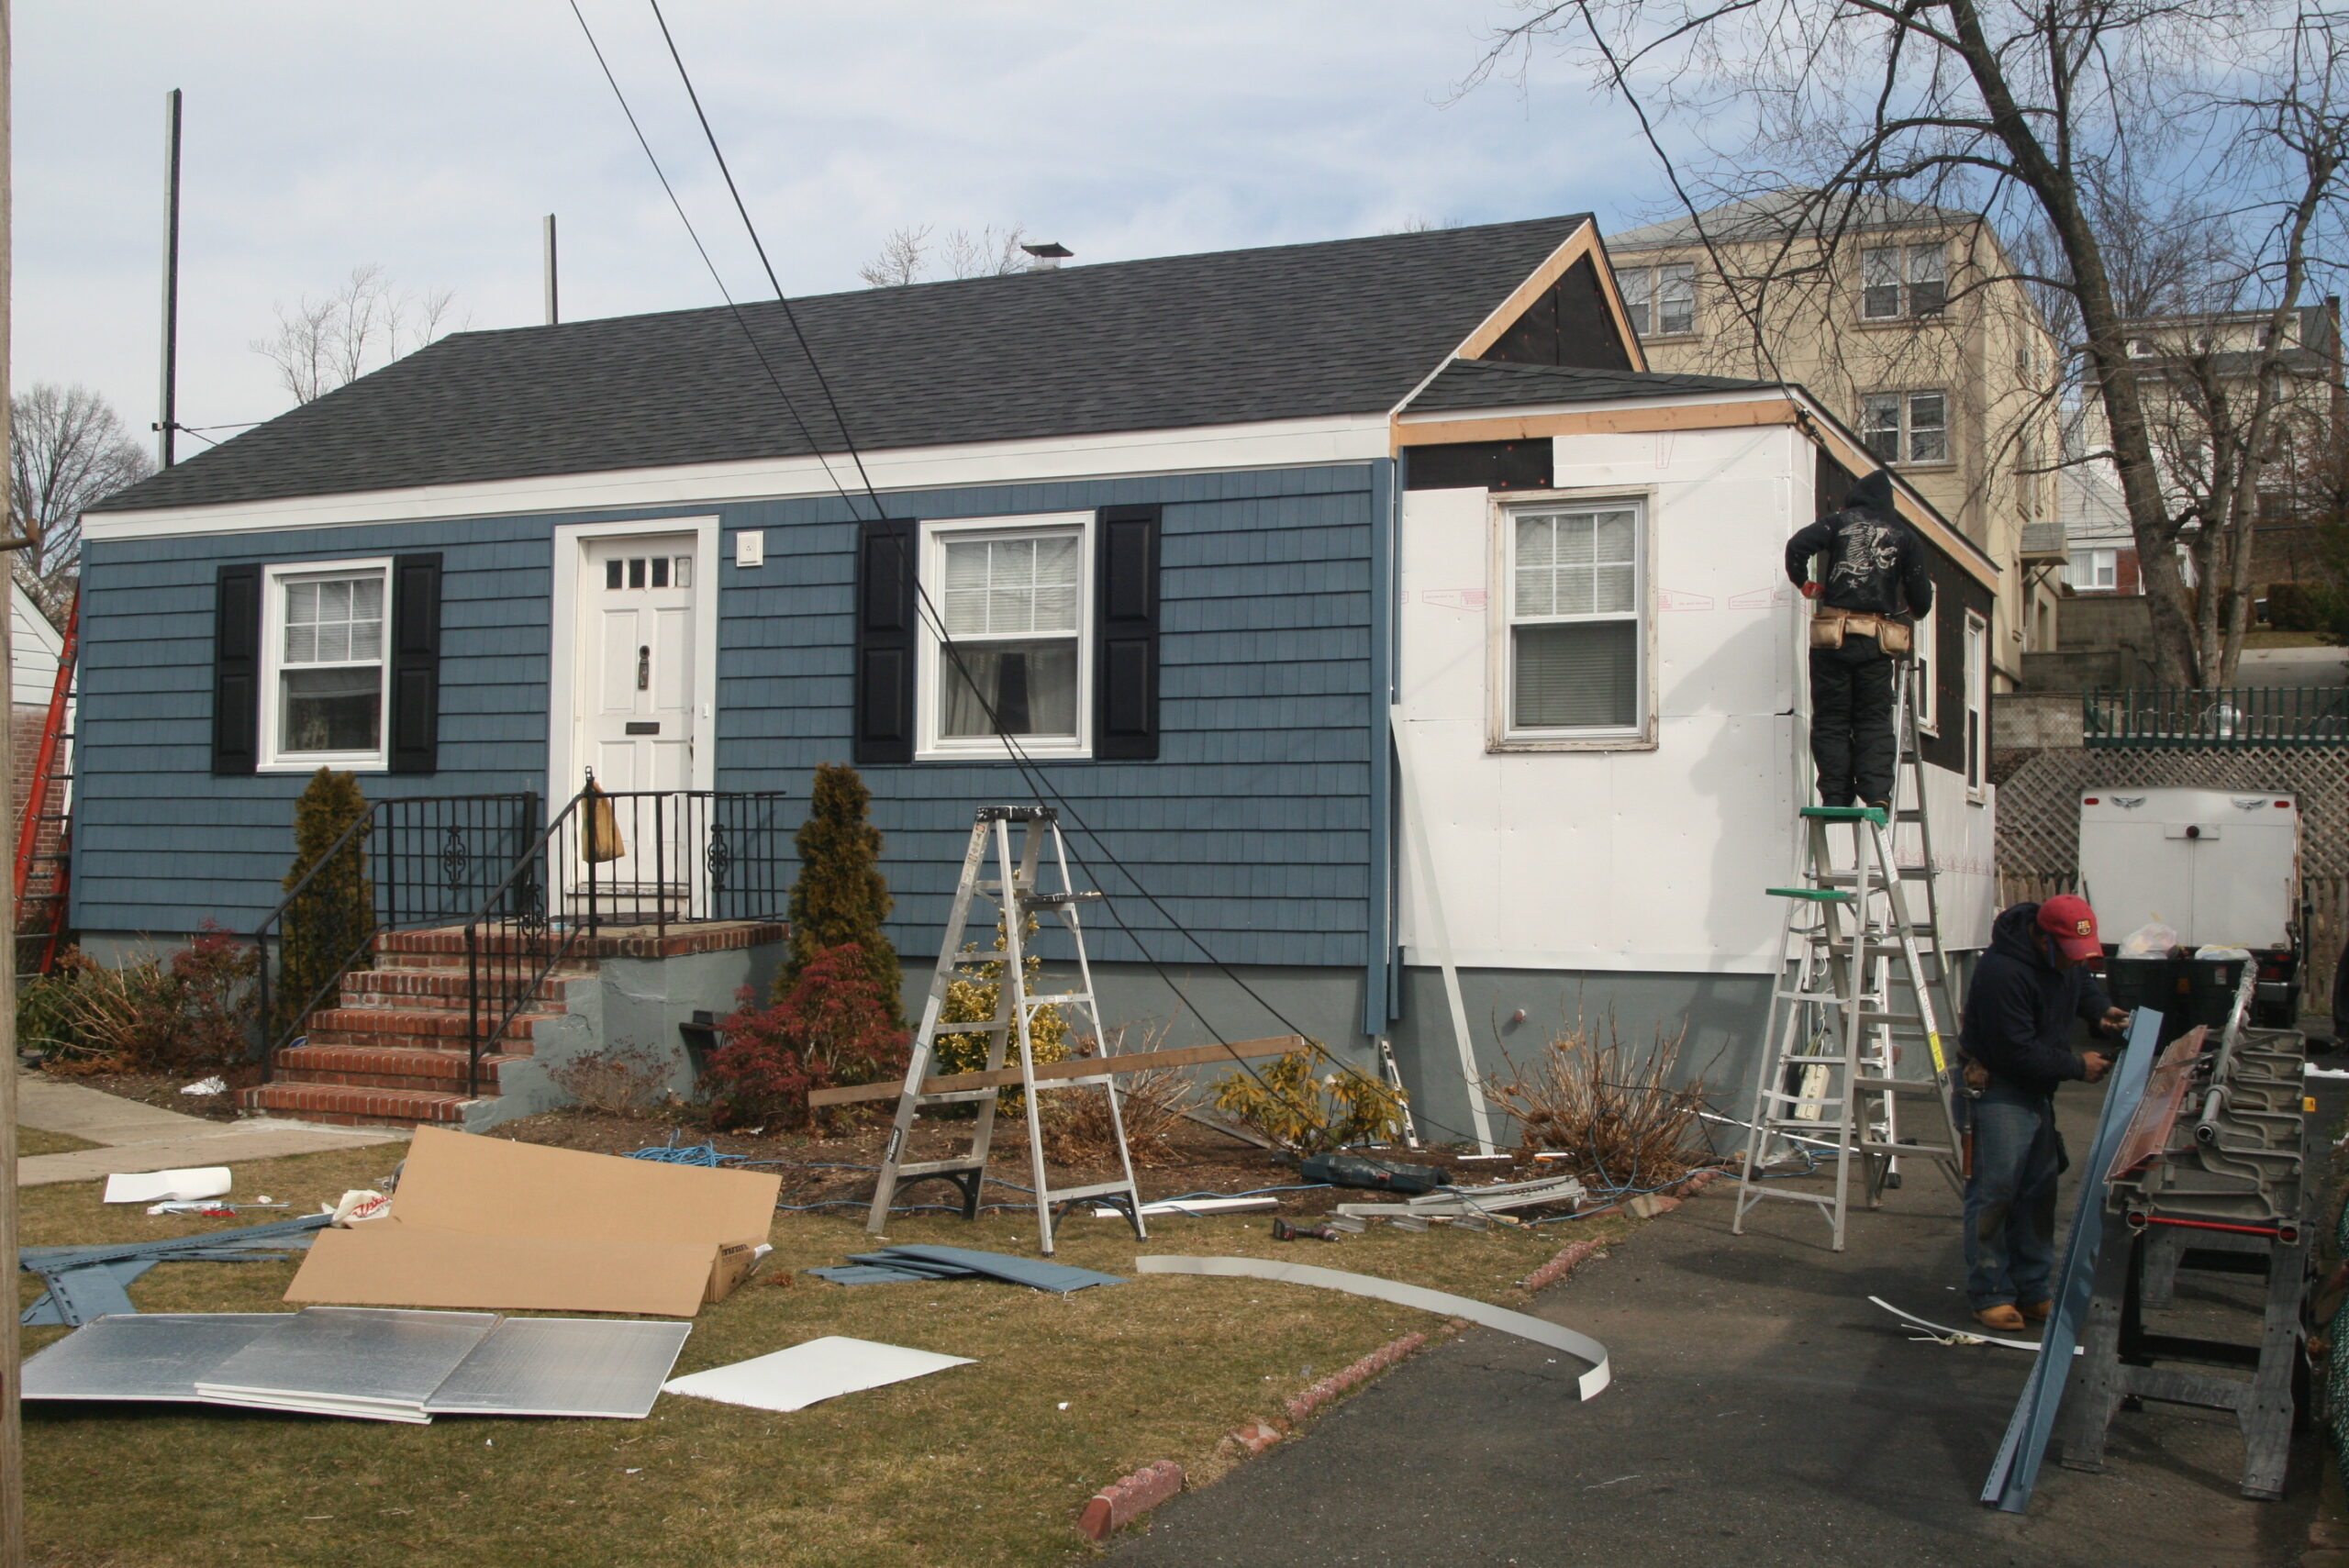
[1963,1082,2066,1309]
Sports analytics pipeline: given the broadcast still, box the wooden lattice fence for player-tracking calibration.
[1996,746,2347,1008]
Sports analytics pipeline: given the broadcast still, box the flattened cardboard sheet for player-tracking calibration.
[284,1128,779,1318]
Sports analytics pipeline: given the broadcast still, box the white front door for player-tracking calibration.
[574,533,700,889]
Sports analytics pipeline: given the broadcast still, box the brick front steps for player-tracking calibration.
[239,921,784,1130]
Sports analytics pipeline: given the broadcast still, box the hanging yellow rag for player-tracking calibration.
[581,780,627,865]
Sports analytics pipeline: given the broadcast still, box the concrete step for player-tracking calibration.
[272,1043,523,1094]
[239,1082,473,1129]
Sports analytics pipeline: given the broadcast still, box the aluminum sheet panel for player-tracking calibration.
[425,1318,691,1419]
[22,1314,290,1402]
[195,1307,496,1422]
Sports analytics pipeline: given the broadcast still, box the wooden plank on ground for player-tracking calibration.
[807,1034,1306,1108]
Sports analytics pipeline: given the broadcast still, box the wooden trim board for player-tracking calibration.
[1396,397,1798,446]
[1451,221,1649,373]
[807,1034,1306,1108]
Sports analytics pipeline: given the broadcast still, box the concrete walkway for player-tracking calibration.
[1115,1082,2323,1567]
[17,1073,405,1187]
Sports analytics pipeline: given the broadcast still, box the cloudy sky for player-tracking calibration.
[16,2,1677,450]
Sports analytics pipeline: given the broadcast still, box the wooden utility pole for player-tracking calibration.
[0,0,25,1558]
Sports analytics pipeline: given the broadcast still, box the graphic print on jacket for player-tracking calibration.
[1781,472,1935,619]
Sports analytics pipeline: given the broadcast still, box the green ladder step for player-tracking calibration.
[1767,887,1854,902]
[1799,806,1888,825]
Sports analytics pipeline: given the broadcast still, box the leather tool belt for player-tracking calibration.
[1809,606,1913,656]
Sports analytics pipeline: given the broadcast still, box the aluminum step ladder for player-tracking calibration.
[865,806,1147,1256]
[1732,661,1965,1251]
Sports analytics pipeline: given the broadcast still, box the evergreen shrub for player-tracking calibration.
[273,769,375,1040]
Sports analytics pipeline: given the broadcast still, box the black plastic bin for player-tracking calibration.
[2101,956,2180,1014]
[2179,956,2251,1030]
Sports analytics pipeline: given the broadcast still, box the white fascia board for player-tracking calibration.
[1400,946,1780,976]
[84,414,1395,542]
[1396,385,1791,427]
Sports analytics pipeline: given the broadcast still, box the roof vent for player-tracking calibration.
[1020,241,1073,272]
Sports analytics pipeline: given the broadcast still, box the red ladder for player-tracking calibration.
[15,594,76,975]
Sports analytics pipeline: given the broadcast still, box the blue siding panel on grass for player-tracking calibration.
[75,463,1382,977]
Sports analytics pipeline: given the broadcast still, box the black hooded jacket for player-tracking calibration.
[1959,902,2116,1095]
[1784,471,1936,618]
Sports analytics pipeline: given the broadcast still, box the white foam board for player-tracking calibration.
[104,1167,231,1205]
[662,1336,973,1414]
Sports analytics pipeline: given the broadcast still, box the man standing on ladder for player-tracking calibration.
[1958,895,2129,1332]
[1783,471,1933,810]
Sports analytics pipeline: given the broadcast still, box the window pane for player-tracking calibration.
[1514,516,1556,616]
[1657,264,1695,334]
[1861,395,1903,462]
[1619,267,1653,334]
[938,639,1079,739]
[1908,246,1948,316]
[1908,393,1948,462]
[281,667,382,753]
[1514,621,1637,729]
[941,532,1080,637]
[282,573,383,666]
[1861,248,1901,318]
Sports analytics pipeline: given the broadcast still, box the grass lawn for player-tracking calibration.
[17,1128,102,1158]
[17,1141,1635,1568]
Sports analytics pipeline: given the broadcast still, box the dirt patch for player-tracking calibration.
[35,1066,251,1122]
[489,1106,1574,1218]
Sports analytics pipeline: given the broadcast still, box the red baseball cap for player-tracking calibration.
[2037,895,2102,962]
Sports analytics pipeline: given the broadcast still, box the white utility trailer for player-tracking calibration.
[2078,786,2305,1022]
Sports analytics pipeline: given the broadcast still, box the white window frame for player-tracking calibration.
[1911,599,1939,736]
[916,512,1095,762]
[259,556,394,773]
[1487,491,1655,752]
[2065,548,2119,591]
[1620,262,1697,337]
[1964,610,1989,803]
[1859,389,1953,466]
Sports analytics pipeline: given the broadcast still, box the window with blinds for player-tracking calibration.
[920,517,1092,755]
[1507,503,1643,735]
[266,562,392,765]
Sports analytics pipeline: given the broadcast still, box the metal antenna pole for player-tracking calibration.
[542,213,559,326]
[157,87,182,469]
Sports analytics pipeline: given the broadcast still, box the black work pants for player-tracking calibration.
[1809,636,1897,806]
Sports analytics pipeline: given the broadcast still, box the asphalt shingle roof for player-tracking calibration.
[96,215,1594,514]
[1405,357,1769,413]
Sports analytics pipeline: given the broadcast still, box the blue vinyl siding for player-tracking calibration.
[75,463,1382,973]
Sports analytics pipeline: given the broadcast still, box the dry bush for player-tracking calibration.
[1484,1013,1710,1190]
[41,924,257,1075]
[546,1047,674,1118]
[1036,1024,1197,1168]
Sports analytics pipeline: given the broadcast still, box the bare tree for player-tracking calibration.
[251,264,463,405]
[9,384,155,618]
[859,223,1030,285]
[1473,2,2349,684]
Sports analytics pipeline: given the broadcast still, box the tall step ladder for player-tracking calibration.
[1731,661,1965,1251]
[14,595,76,979]
[866,806,1147,1256]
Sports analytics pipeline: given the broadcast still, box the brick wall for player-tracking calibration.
[13,701,68,939]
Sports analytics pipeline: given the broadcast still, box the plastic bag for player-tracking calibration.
[2117,920,2178,958]
[327,1189,391,1227]
[2194,945,2252,961]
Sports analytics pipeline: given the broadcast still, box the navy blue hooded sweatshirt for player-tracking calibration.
[1959,902,2115,1095]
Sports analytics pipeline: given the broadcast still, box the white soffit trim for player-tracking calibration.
[1395,385,1791,426]
[84,415,1394,541]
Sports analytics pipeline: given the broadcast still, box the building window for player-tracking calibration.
[262,559,391,770]
[1860,390,1950,464]
[2065,549,2119,591]
[1912,600,1938,735]
[1964,611,1988,798]
[1506,500,1644,737]
[1619,263,1696,337]
[1860,243,1947,320]
[918,514,1091,757]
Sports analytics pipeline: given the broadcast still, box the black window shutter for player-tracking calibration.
[854,517,917,764]
[388,553,442,774]
[1094,505,1161,761]
[212,563,262,776]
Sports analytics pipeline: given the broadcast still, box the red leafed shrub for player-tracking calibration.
[707,941,909,1129]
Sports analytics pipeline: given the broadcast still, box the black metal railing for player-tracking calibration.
[251,793,541,1076]
[2083,685,2349,748]
[461,787,793,1096]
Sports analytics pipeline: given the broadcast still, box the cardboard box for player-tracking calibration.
[285,1128,780,1318]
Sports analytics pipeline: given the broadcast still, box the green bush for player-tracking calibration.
[781,764,903,1027]
[273,769,374,1040]
[2266,581,2324,631]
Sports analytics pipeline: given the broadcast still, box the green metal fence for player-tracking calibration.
[2083,686,2349,748]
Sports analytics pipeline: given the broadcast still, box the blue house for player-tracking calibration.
[78,214,1999,1134]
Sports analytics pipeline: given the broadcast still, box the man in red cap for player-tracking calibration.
[1955,895,2131,1332]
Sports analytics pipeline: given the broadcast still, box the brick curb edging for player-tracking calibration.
[1076,1460,1186,1544]
[1285,1329,1431,1424]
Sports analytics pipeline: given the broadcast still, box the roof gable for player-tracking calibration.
[96,215,1597,515]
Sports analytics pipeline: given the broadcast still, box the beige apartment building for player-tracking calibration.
[1609,193,2065,689]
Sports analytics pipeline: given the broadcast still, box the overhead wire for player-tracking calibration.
[579,0,1486,1144]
